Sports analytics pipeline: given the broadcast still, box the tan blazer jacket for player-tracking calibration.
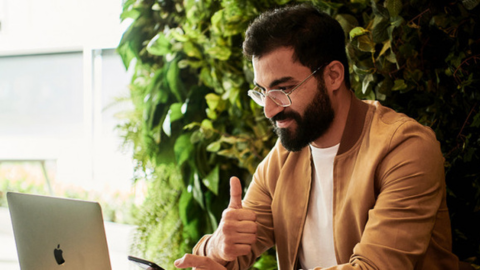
[194,96,459,270]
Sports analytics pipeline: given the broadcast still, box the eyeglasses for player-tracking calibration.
[247,67,321,107]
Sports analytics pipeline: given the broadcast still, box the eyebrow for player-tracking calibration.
[254,76,296,90]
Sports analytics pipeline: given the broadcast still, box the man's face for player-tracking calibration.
[269,81,334,151]
[252,47,335,151]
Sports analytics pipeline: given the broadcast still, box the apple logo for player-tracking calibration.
[54,244,65,265]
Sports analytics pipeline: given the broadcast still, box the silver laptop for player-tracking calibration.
[7,192,112,270]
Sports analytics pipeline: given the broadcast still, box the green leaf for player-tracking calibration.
[116,41,136,70]
[178,189,193,225]
[462,0,480,10]
[392,79,408,91]
[117,22,144,69]
[378,40,391,58]
[353,64,375,75]
[190,130,204,143]
[385,50,397,64]
[356,35,375,52]
[168,103,184,122]
[372,15,390,43]
[390,16,404,28]
[147,33,172,56]
[211,9,223,26]
[471,112,480,128]
[221,135,246,144]
[253,252,278,270]
[184,122,200,130]
[203,165,220,195]
[200,119,214,138]
[205,93,221,110]
[349,27,369,40]
[120,8,141,21]
[376,77,393,95]
[217,147,237,158]
[206,46,232,60]
[371,0,389,18]
[386,0,403,17]
[200,67,214,87]
[170,28,188,42]
[313,0,344,10]
[201,119,213,130]
[362,74,375,94]
[193,174,205,209]
[174,133,194,165]
[336,14,359,39]
[206,141,222,152]
[166,59,185,102]
[183,41,203,59]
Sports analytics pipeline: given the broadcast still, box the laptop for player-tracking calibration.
[7,192,112,270]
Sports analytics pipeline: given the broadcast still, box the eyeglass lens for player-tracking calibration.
[248,90,290,107]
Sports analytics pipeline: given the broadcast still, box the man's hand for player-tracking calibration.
[207,177,257,264]
[175,254,227,270]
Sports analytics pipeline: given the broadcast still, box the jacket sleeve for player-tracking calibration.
[318,121,456,270]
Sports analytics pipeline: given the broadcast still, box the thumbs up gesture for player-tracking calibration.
[207,177,257,264]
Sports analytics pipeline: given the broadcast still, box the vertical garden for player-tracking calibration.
[117,0,480,268]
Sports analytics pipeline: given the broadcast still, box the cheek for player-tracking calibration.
[289,98,311,117]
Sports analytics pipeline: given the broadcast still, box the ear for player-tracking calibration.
[323,61,345,93]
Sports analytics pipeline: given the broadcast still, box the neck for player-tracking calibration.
[310,88,352,149]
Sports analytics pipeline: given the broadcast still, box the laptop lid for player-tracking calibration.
[7,192,112,270]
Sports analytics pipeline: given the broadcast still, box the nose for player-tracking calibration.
[263,96,284,119]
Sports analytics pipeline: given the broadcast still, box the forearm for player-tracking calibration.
[193,235,240,270]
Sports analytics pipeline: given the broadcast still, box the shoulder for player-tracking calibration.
[364,100,439,150]
[361,101,444,187]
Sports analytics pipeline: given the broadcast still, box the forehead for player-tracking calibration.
[252,47,311,86]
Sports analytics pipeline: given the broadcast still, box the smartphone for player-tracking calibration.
[128,255,165,270]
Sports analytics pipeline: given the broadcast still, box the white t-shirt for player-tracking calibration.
[298,143,340,270]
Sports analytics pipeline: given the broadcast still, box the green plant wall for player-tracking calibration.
[117,0,480,268]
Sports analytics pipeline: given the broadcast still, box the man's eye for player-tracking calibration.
[278,86,294,93]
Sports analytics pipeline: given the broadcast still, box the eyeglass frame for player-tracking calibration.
[247,66,323,107]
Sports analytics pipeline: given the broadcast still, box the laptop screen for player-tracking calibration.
[7,192,112,270]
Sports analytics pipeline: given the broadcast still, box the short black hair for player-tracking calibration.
[243,4,350,88]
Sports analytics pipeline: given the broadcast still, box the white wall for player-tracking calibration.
[0,0,127,54]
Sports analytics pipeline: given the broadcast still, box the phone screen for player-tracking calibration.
[128,255,165,270]
[133,262,152,270]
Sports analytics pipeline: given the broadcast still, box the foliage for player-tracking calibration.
[130,164,188,269]
[117,0,480,267]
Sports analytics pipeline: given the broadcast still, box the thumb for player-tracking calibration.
[228,177,243,209]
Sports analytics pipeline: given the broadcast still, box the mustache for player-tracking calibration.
[269,110,302,125]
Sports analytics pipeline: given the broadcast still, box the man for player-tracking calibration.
[176,4,459,270]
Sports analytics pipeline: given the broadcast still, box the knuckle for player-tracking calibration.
[222,220,235,231]
[224,245,236,256]
[221,209,230,218]
[223,209,237,219]
[223,235,235,245]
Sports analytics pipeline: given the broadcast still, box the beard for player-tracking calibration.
[269,82,335,152]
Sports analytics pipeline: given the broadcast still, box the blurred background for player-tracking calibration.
[0,0,141,269]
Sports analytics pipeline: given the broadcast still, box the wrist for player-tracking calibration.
[206,234,229,266]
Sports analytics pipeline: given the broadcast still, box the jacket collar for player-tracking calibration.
[337,91,369,155]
